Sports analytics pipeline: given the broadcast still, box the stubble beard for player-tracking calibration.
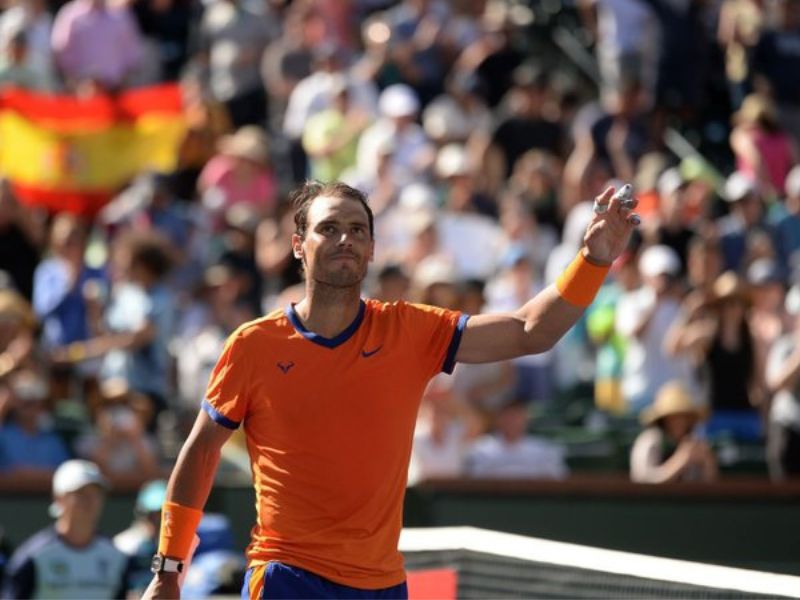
[307,257,368,291]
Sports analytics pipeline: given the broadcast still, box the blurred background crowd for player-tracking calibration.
[1,0,800,593]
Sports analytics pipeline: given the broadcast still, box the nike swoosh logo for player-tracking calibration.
[361,346,382,358]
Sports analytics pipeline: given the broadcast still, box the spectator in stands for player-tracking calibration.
[617,244,695,414]
[747,259,791,403]
[101,173,190,255]
[114,479,166,595]
[370,263,410,304]
[651,0,708,120]
[666,271,761,441]
[411,255,461,310]
[564,75,651,208]
[505,149,563,234]
[302,75,370,183]
[485,65,564,194]
[578,0,661,101]
[0,0,55,91]
[53,233,176,424]
[0,288,38,379]
[0,369,69,486]
[752,0,800,142]
[175,264,255,407]
[33,214,105,352]
[730,93,798,198]
[172,75,233,200]
[587,249,640,414]
[0,30,51,90]
[465,398,569,479]
[198,125,278,229]
[630,380,717,483]
[260,3,318,131]
[717,0,764,109]
[685,234,724,296]
[195,0,274,128]
[765,301,800,479]
[74,396,160,488]
[451,8,525,109]
[0,181,43,301]
[718,171,771,272]
[422,71,492,147]
[641,167,696,272]
[1,459,131,599]
[51,0,144,94]
[357,0,450,104]
[129,0,192,83]
[436,143,496,218]
[356,83,434,187]
[485,245,552,403]
[285,43,378,183]
[408,391,477,485]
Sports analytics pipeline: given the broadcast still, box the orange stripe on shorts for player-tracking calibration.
[248,564,267,600]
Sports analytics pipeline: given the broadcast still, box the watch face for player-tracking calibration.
[150,555,163,573]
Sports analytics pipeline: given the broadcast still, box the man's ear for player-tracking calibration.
[369,240,375,262]
[291,234,304,260]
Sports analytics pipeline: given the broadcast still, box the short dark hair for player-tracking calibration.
[291,181,374,239]
[125,233,174,280]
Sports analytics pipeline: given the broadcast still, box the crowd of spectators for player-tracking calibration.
[0,0,799,524]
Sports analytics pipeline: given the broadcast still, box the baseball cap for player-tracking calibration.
[747,258,785,287]
[639,245,681,278]
[398,183,438,213]
[379,84,420,118]
[724,171,759,203]
[136,479,167,513]
[657,167,686,198]
[435,144,470,179]
[785,165,800,199]
[52,459,109,497]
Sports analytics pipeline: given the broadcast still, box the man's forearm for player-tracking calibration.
[514,285,585,355]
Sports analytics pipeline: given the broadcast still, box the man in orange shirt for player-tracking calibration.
[143,181,638,599]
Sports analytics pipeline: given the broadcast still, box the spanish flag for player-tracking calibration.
[0,84,186,215]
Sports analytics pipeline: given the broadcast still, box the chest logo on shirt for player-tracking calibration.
[277,361,295,373]
[361,345,383,358]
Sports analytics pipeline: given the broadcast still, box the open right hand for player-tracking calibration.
[141,573,180,600]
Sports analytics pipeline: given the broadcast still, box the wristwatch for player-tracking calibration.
[150,554,184,574]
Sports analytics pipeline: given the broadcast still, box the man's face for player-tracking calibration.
[292,195,374,289]
[57,484,105,529]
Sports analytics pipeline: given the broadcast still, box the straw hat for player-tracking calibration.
[640,381,706,427]
[219,126,270,165]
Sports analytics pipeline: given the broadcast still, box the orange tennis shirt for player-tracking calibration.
[202,299,469,589]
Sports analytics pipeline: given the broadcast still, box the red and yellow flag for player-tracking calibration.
[0,84,186,215]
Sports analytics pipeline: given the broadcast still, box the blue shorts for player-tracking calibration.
[242,562,408,600]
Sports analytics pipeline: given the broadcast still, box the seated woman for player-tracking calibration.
[630,381,717,483]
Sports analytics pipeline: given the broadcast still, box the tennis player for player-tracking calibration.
[143,181,638,599]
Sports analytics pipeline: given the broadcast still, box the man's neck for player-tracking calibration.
[294,283,363,338]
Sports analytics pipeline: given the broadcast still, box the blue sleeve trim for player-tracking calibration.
[442,313,470,375]
[202,400,240,430]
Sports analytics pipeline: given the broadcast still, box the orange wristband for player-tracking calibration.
[158,501,203,560]
[556,250,610,307]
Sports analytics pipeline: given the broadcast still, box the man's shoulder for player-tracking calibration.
[232,308,292,340]
[8,527,59,567]
[365,298,457,322]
